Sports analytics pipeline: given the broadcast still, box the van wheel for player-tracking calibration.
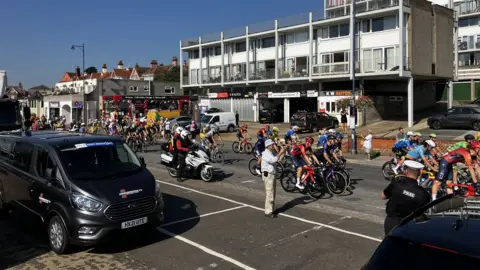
[227,125,235,132]
[312,127,318,133]
[48,216,69,254]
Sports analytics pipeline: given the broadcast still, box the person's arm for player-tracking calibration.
[263,150,278,163]
[381,183,394,200]
[301,146,312,166]
[323,149,333,164]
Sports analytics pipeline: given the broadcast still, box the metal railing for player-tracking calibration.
[312,62,350,76]
[278,67,309,78]
[224,73,246,82]
[362,56,399,73]
[249,69,276,80]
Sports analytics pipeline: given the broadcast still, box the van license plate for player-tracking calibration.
[121,217,148,229]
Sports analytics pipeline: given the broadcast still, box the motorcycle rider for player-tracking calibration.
[175,130,193,182]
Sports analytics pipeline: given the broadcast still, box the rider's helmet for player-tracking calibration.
[336,133,344,140]
[425,139,436,148]
[305,136,314,145]
[180,130,190,139]
[328,129,336,134]
[327,135,336,141]
[81,123,85,126]
[292,126,299,131]
[243,124,248,129]
[406,131,414,137]
[465,134,475,141]
[272,127,279,133]
[429,133,437,138]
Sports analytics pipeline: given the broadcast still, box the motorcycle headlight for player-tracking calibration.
[72,194,103,212]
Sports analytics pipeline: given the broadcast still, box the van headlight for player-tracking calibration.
[72,194,103,212]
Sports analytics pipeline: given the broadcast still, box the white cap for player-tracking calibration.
[265,139,274,147]
[406,131,414,136]
[425,139,436,148]
[404,160,424,170]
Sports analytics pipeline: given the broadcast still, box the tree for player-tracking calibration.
[84,66,98,74]
[164,66,180,82]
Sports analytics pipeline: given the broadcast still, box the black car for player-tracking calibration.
[290,111,339,132]
[259,108,283,123]
[0,131,164,254]
[363,195,480,269]
[428,105,480,131]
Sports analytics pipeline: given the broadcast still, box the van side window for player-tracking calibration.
[211,116,220,123]
[0,138,14,161]
[12,142,33,171]
[36,148,61,181]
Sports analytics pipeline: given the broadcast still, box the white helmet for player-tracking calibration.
[180,130,190,139]
[292,126,299,131]
[328,129,336,133]
[425,139,436,148]
[176,126,184,133]
[406,131,414,136]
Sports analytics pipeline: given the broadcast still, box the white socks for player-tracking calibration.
[432,194,437,200]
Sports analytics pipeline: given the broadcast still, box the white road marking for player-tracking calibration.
[328,216,351,225]
[240,180,256,183]
[364,204,386,210]
[156,227,256,270]
[161,205,247,227]
[264,226,322,248]
[157,180,382,243]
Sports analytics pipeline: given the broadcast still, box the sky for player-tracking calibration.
[0,0,324,89]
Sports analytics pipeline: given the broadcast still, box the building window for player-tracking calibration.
[295,31,309,42]
[234,42,246,52]
[214,46,221,56]
[165,86,175,94]
[362,19,371,32]
[144,85,149,91]
[329,25,339,38]
[372,15,396,32]
[261,36,275,48]
[129,86,138,92]
[321,27,329,39]
[339,23,349,36]
[287,33,295,44]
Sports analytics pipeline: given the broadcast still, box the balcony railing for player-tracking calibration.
[225,73,246,82]
[455,1,480,16]
[312,62,350,76]
[362,56,400,73]
[278,68,309,78]
[458,41,480,51]
[249,69,276,80]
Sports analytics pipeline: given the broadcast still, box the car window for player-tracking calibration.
[36,147,63,182]
[364,236,480,269]
[211,116,220,123]
[306,113,315,120]
[460,108,472,114]
[0,138,14,161]
[12,142,33,171]
[291,113,306,121]
[447,108,460,114]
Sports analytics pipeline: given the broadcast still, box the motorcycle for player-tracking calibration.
[160,145,214,182]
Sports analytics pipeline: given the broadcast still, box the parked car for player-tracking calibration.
[168,116,193,129]
[290,111,339,132]
[362,195,480,269]
[428,105,480,130]
[0,131,164,254]
[259,108,283,123]
[200,112,236,132]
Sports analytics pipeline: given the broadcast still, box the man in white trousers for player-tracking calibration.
[261,139,286,218]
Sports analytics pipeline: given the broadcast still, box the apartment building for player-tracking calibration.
[180,0,454,126]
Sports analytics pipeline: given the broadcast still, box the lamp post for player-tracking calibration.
[350,0,357,154]
[71,43,86,123]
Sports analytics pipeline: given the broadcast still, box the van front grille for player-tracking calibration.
[104,197,157,221]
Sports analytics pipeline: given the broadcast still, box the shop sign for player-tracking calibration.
[49,102,59,108]
[268,92,300,98]
[319,90,352,97]
[307,90,318,97]
[208,93,217,98]
[300,91,307,98]
[257,92,269,99]
[217,92,229,98]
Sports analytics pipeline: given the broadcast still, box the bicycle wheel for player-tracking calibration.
[336,168,351,187]
[307,179,325,199]
[232,141,240,153]
[248,158,260,177]
[280,170,297,192]
[326,171,348,195]
[215,150,225,164]
[381,160,395,180]
[245,143,253,154]
[275,162,284,180]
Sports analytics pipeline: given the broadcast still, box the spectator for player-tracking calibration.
[32,120,40,131]
[340,108,348,133]
[188,120,198,140]
[396,127,405,141]
[362,130,373,160]
[261,139,286,218]
[235,111,240,128]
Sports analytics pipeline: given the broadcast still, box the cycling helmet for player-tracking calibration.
[176,126,184,133]
[272,127,279,132]
[243,124,248,129]
[305,136,314,144]
[465,134,475,141]
[292,126,299,131]
[415,132,422,136]
[406,131,414,136]
[425,139,436,148]
[265,125,270,129]
[336,133,344,139]
[429,133,437,138]
[327,135,336,140]
[180,130,190,139]
[328,129,336,133]
[471,141,480,149]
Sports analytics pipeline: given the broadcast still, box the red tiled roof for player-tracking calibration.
[111,69,131,78]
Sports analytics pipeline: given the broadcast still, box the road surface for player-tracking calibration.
[1,143,388,270]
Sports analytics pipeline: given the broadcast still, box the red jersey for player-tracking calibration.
[443,148,473,166]
[290,144,311,157]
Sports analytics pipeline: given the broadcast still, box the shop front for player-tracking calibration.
[318,90,358,126]
[206,87,255,121]
[101,95,192,120]
[48,101,60,120]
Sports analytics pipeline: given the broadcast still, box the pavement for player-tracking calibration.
[1,142,394,270]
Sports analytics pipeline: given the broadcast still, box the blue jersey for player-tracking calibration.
[318,134,328,146]
[285,129,295,138]
[407,145,428,160]
[255,137,266,152]
[410,140,418,148]
[394,139,411,149]
[266,129,273,136]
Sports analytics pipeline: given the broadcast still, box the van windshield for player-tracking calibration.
[58,141,142,180]
[291,113,306,121]
[200,115,212,123]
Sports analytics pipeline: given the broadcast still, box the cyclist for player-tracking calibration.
[264,125,272,137]
[290,136,320,190]
[333,132,345,163]
[445,134,475,189]
[432,141,480,200]
[236,124,249,152]
[285,126,299,145]
[316,135,338,165]
[204,124,217,149]
[270,126,279,142]
[410,132,422,147]
[428,133,443,157]
[254,130,267,175]
[393,140,437,174]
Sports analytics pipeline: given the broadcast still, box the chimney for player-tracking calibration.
[150,60,158,69]
[102,64,107,74]
[135,63,139,68]
[75,66,81,77]
[172,56,178,67]
[18,82,23,89]
[118,60,124,69]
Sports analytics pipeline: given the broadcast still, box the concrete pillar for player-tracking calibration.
[284,98,290,123]
[221,32,225,86]
[308,12,313,82]
[447,81,453,109]
[471,79,475,101]
[246,26,250,84]
[398,1,404,77]
[407,77,414,127]
[230,97,233,112]
[275,20,279,84]
[254,92,258,122]
[179,40,183,88]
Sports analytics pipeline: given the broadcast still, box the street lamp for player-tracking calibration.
[71,43,86,123]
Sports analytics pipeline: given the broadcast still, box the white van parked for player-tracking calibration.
[200,112,236,132]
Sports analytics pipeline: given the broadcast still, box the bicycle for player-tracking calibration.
[213,133,224,148]
[248,156,284,180]
[232,138,253,154]
[210,145,225,164]
[280,165,325,199]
